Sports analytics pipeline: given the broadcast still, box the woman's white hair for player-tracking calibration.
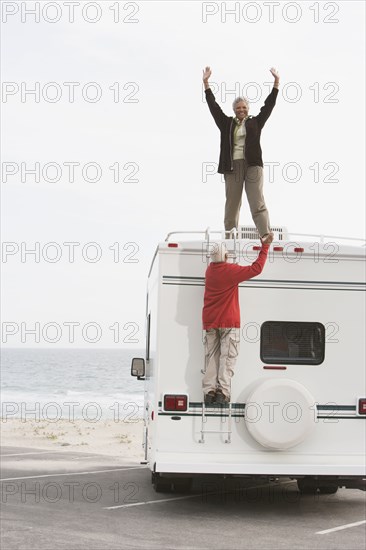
[232,96,249,111]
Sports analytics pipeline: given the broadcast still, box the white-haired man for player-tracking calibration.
[202,67,279,244]
[202,240,269,405]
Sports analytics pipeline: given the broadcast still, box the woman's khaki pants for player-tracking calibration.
[224,159,270,237]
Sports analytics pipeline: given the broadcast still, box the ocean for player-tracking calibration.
[0,348,145,421]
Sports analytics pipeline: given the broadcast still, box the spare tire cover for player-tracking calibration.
[245,378,316,450]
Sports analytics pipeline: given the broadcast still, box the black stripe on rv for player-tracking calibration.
[158,402,356,411]
[157,413,364,419]
[162,276,365,291]
[163,276,365,286]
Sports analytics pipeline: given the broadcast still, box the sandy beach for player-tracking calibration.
[0,418,145,461]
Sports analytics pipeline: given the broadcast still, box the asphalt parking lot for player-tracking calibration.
[1,446,365,550]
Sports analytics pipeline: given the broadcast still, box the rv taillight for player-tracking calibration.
[358,398,366,415]
[168,243,178,248]
[163,394,188,412]
[176,396,187,410]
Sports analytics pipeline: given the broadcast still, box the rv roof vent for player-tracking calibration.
[237,226,289,241]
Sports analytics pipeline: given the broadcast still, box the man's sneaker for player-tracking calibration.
[215,390,230,405]
[204,391,216,406]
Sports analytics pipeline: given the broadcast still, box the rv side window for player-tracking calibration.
[146,313,151,361]
[260,321,325,365]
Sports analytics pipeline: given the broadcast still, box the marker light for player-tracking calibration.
[163,394,188,412]
[358,398,366,415]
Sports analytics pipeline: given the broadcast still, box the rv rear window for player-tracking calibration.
[260,322,325,365]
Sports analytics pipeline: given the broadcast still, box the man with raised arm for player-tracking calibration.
[203,67,280,244]
[202,239,271,405]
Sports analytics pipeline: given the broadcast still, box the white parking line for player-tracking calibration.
[105,493,203,509]
[316,520,366,535]
[105,480,296,510]
[0,466,146,482]
[1,451,70,457]
[71,456,96,460]
[1,451,113,460]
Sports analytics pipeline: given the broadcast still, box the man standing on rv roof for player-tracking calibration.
[203,66,279,244]
[202,240,271,405]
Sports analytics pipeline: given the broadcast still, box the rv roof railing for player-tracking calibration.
[165,229,366,246]
[164,229,227,241]
[148,229,365,278]
[287,232,366,246]
[149,229,238,276]
[166,228,239,265]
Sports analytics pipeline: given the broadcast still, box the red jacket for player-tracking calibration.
[202,246,269,329]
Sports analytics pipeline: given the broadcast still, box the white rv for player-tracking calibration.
[131,227,366,493]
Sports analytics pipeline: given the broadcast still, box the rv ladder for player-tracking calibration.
[205,227,238,265]
[198,401,233,444]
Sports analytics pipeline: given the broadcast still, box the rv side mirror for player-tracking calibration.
[131,357,145,380]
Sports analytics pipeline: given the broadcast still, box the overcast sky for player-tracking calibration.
[1,0,365,348]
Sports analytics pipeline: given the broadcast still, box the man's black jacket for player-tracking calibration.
[205,87,278,173]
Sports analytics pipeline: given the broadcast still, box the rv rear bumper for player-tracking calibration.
[153,452,366,478]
